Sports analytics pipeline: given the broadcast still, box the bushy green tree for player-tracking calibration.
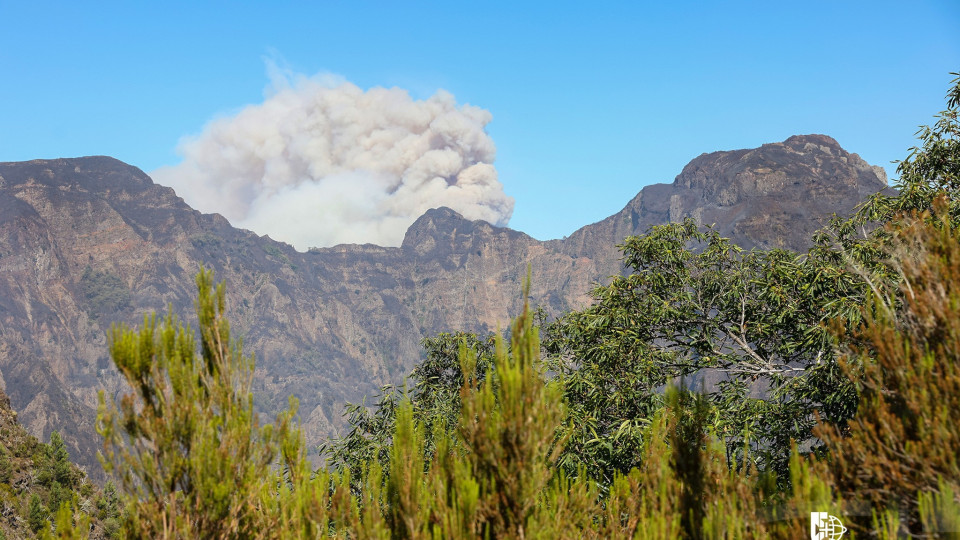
[48,431,73,487]
[324,331,497,474]
[817,200,960,536]
[28,493,49,533]
[542,220,866,484]
[97,267,304,538]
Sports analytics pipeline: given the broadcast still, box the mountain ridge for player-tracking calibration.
[0,134,889,480]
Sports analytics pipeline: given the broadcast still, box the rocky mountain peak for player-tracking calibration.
[673,134,887,205]
[1,156,154,192]
[556,135,893,262]
[781,133,843,151]
[401,207,531,258]
[402,207,473,256]
[403,206,468,238]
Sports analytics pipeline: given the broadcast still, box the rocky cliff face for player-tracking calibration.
[552,134,890,277]
[0,135,888,480]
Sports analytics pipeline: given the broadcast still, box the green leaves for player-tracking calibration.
[28,493,49,534]
[817,207,960,535]
[97,268,297,538]
[324,331,498,476]
[544,219,867,483]
[458,292,567,538]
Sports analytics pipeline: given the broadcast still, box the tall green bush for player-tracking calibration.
[97,268,303,538]
[818,201,960,536]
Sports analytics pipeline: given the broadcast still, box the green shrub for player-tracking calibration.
[0,451,10,484]
[80,266,131,316]
[27,493,48,533]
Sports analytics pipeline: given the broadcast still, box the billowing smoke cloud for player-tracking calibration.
[151,72,513,250]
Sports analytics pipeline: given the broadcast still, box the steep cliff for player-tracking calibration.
[0,135,888,479]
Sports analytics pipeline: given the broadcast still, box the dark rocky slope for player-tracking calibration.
[551,134,889,277]
[0,135,888,479]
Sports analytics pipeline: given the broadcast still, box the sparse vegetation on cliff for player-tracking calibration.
[79,266,131,318]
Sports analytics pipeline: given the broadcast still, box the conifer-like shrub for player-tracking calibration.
[97,268,304,538]
[818,201,960,536]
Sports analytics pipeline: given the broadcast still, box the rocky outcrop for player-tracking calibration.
[552,135,890,278]
[0,135,888,480]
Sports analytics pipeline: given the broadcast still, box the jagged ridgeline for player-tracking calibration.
[0,135,887,481]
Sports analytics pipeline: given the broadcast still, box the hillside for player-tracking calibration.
[0,387,119,537]
[0,134,888,479]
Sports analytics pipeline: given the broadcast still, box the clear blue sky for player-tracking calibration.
[1,1,958,240]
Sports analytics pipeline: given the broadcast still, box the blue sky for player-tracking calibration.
[1,1,958,241]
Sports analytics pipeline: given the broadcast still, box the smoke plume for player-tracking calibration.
[151,72,513,249]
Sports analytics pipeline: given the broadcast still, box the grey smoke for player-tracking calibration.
[152,71,513,249]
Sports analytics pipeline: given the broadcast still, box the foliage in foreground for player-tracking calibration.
[91,267,832,539]
[96,268,312,538]
[545,71,960,489]
[543,219,867,485]
[818,201,960,535]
